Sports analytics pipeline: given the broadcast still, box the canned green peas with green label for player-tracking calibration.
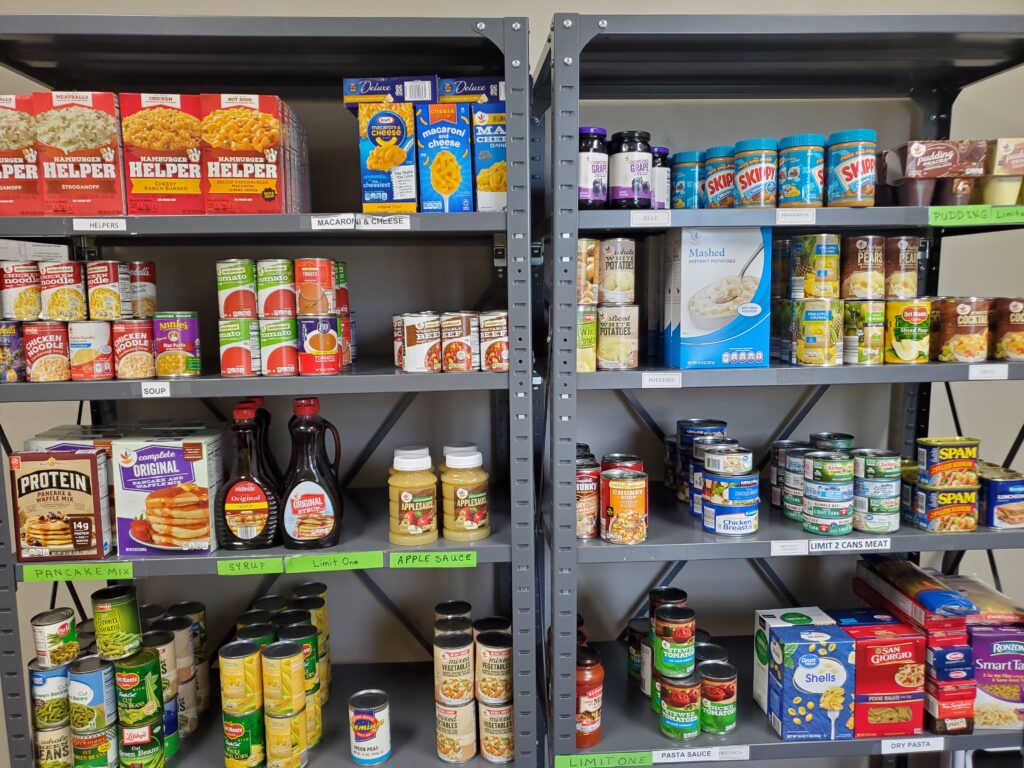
[699,661,738,734]
[114,649,163,726]
[91,586,142,661]
[223,709,266,768]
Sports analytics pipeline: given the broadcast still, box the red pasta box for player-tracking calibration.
[845,623,926,737]
[925,675,976,734]
[33,92,125,216]
[120,94,203,215]
[0,95,42,216]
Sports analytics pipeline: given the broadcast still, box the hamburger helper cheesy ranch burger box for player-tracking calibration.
[663,228,770,369]
[753,607,835,713]
[0,95,43,216]
[112,428,223,556]
[970,625,1024,730]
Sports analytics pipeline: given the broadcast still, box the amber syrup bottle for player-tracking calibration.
[280,398,342,549]
[215,403,281,549]
[241,396,284,490]
[287,396,342,497]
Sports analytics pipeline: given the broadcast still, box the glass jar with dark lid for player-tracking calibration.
[651,146,671,210]
[608,130,652,210]
[578,127,609,209]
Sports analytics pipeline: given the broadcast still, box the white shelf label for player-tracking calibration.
[642,371,682,389]
[881,737,944,754]
[310,213,355,230]
[629,209,671,228]
[653,746,748,763]
[72,218,126,232]
[140,381,171,398]
[775,209,816,226]
[770,540,808,557]
[968,363,1009,380]
[808,537,891,553]
[355,214,411,230]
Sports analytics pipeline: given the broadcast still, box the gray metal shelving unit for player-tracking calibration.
[534,12,1024,767]
[0,15,536,768]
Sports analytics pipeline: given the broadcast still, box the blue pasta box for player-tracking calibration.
[343,76,438,112]
[926,645,973,670]
[768,625,856,741]
[826,608,902,628]
[471,103,507,213]
[439,77,504,103]
[415,103,474,213]
[358,103,418,213]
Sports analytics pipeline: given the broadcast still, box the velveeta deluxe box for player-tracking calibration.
[471,103,507,213]
[112,428,223,557]
[753,607,835,713]
[668,227,771,369]
[0,95,42,216]
[359,103,417,213]
[768,625,855,741]
[343,76,438,112]
[439,77,504,103]
[416,103,473,213]
[845,623,926,738]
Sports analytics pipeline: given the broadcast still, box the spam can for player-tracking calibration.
[702,500,758,535]
[804,451,854,482]
[702,471,759,506]
[72,723,117,768]
[803,478,854,502]
[851,448,902,479]
[915,485,979,533]
[223,709,264,768]
[854,477,901,499]
[917,437,980,488]
[802,513,853,536]
[69,656,117,733]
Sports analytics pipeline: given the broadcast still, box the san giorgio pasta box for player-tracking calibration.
[359,102,417,213]
[471,103,507,213]
[844,623,926,738]
[415,103,473,213]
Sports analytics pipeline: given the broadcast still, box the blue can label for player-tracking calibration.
[854,477,901,498]
[827,144,876,204]
[671,162,702,210]
[803,479,854,502]
[702,500,758,535]
[702,472,760,505]
[779,148,824,206]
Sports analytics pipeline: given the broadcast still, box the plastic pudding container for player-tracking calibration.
[978,175,1022,205]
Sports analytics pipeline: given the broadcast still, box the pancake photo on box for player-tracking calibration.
[128,481,211,551]
[23,513,73,549]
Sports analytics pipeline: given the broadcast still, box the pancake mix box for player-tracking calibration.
[111,428,223,556]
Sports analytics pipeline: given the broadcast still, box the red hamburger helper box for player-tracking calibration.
[33,91,125,216]
[0,95,43,215]
[845,623,926,737]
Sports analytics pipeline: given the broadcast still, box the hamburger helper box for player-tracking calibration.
[969,625,1024,730]
[753,607,835,713]
[844,623,926,738]
[111,428,223,556]
[0,95,43,216]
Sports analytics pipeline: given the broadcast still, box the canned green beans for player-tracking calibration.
[33,608,80,669]
[698,661,738,734]
[702,445,753,475]
[150,616,194,685]
[695,643,729,665]
[91,586,142,661]
[114,648,163,726]
[804,451,854,483]
[30,659,70,729]
[117,718,163,768]
[851,448,902,479]
[72,723,117,768]
[34,724,72,768]
[69,656,116,733]
[223,709,265,768]
[810,432,855,451]
[141,631,177,703]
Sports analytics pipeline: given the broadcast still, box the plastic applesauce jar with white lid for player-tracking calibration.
[441,442,478,474]
[442,451,490,542]
[389,445,430,475]
[388,454,438,546]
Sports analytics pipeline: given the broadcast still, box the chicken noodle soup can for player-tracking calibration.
[653,606,697,677]
[657,672,701,741]
[349,689,391,766]
[479,310,509,372]
[140,631,177,703]
[264,707,307,768]
[219,318,262,377]
[40,262,86,321]
[128,262,157,319]
[600,468,648,544]
[435,701,477,763]
[699,661,738,734]
[256,259,296,319]
[69,656,116,733]
[261,641,306,718]
[86,262,131,321]
[434,632,474,706]
[843,300,884,365]
[223,709,265,768]
[218,641,262,716]
[479,701,513,764]
[1,261,41,320]
[597,304,638,370]
[23,321,70,382]
[297,315,340,376]
[216,259,258,319]
[294,258,335,316]
[476,631,512,705]
[69,321,114,381]
[111,320,155,380]
[91,586,142,662]
[72,723,118,768]
[259,318,299,376]
[153,312,201,378]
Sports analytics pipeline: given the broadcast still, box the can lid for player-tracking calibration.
[289,596,325,611]
[218,640,261,660]
[141,630,175,648]
[350,689,389,709]
[237,623,277,641]
[827,128,877,146]
[69,655,110,675]
[91,585,134,602]
[252,595,288,613]
[436,617,473,635]
[477,630,513,650]
[277,624,317,642]
[656,669,699,685]
[697,660,738,680]
[655,605,696,622]
[151,615,192,633]
[31,607,75,626]
[695,642,729,663]
[779,133,826,151]
[261,641,303,660]
[671,150,705,164]
[734,137,778,153]
[473,616,511,634]
[649,586,688,604]
[292,582,328,599]
[434,631,473,650]
[627,618,649,636]
[437,600,472,617]
[579,126,607,137]
[272,610,312,629]
[705,145,735,160]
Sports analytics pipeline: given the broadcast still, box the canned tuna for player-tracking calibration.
[851,448,902,479]
[802,478,854,502]
[802,513,853,536]
[854,495,901,515]
[853,510,901,533]
[804,451,854,483]
[803,497,853,518]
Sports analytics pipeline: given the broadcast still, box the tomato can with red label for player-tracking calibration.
[601,453,644,472]
[600,468,648,544]
[39,262,86,321]
[337,312,352,369]
[334,261,350,314]
[219,319,262,377]
[258,318,298,376]
[111,320,155,380]
[576,457,600,539]
[69,321,114,381]
[441,312,479,372]
[1,262,41,320]
[297,316,340,376]
[295,258,335,316]
[86,262,132,321]
[128,262,157,319]
[23,321,70,382]
[479,310,509,372]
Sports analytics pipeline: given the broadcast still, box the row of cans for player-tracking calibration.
[395,310,509,373]
[576,303,641,372]
[575,447,650,543]
[216,258,349,319]
[1,260,156,322]
[219,313,357,377]
[576,237,637,305]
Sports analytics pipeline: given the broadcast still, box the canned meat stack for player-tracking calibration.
[768,440,811,512]
[29,607,80,768]
[802,451,854,535]
[673,419,728,505]
[701,447,759,536]
[851,449,902,533]
[394,309,507,374]
[914,436,981,533]
[688,435,737,518]
[780,446,815,522]
[261,641,309,768]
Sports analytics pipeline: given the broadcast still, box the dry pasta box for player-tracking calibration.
[415,103,473,213]
[358,103,417,213]
[665,227,770,369]
[439,77,504,103]
[471,103,507,213]
[0,94,43,216]
[111,428,223,557]
[753,607,835,714]
[844,623,925,738]
[970,625,1024,730]
[767,625,855,741]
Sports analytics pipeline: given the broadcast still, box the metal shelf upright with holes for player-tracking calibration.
[534,13,1024,768]
[0,15,536,768]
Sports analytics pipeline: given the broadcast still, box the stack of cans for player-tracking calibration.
[673,419,728,508]
[780,446,815,522]
[768,440,811,515]
[689,435,738,520]
[802,451,854,536]
[851,449,903,533]
[700,445,759,536]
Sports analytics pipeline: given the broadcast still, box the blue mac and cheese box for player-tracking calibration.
[439,77,504,103]
[768,625,856,741]
[471,103,507,213]
[343,76,438,112]
[359,103,418,213]
[415,103,473,213]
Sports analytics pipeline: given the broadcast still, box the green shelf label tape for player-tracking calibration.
[217,558,284,576]
[389,551,477,569]
[554,753,653,767]
[284,551,384,574]
[991,205,1024,224]
[927,204,1024,226]
[22,562,134,582]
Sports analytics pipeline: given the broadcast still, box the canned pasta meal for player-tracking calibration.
[402,312,442,373]
[476,631,512,705]
[479,701,513,764]
[111,320,154,379]
[804,451,854,483]
[600,468,648,544]
[33,608,80,669]
[264,707,308,768]
[71,723,117,768]
[657,672,701,741]
[128,262,157,318]
[937,297,992,363]
[702,499,758,535]
[86,262,131,320]
[917,436,979,488]
[256,259,296,318]
[40,262,86,321]
[30,660,70,729]
[598,238,636,304]
[69,321,113,381]
[441,312,479,372]
[480,310,510,372]
[699,661,738,734]
[23,321,70,382]
[885,236,919,298]
[153,311,200,377]
[702,445,752,475]
[218,641,262,716]
[1,262,41,320]
[261,641,305,718]
[841,235,885,299]
[843,300,884,365]
[436,701,477,763]
[223,709,265,768]
[69,656,116,733]
[350,689,391,766]
[576,457,600,539]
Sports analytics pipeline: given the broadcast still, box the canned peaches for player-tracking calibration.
[39,262,86,321]
[128,262,157,318]
[256,259,295,319]
[86,261,132,320]
[295,259,334,315]
[1,262,41,320]
[23,321,70,382]
[112,320,155,379]
[259,318,298,376]
[69,321,113,380]
[297,316,340,376]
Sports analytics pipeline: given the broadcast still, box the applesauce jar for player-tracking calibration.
[388,455,438,545]
[442,451,490,542]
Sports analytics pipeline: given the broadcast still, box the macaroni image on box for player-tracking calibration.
[439,77,504,103]
[343,76,438,111]
[471,103,507,213]
[753,607,835,713]
[359,103,417,213]
[416,103,473,213]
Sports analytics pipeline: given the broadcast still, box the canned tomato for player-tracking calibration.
[600,468,648,544]
[441,312,479,372]
[476,631,512,705]
[854,494,901,515]
[854,477,901,498]
[803,497,853,518]
[33,608,80,668]
[702,499,758,535]
[349,310,358,361]
[917,436,979,488]
[480,310,509,372]
[69,656,116,733]
[153,311,200,377]
[804,451,854,482]
[91,586,142,662]
[86,261,131,320]
[216,259,258,319]
[40,262,86,321]
[479,701,513,764]
[702,471,759,506]
[843,299,884,365]
[1,261,41,319]
[150,615,193,685]
[350,689,391,766]
[402,312,442,373]
[219,318,262,377]
[597,304,638,370]
[576,239,599,304]
[601,453,643,472]
[297,315,340,375]
[277,625,319,694]
[699,661,738,734]
[111,320,154,379]
[653,605,696,677]
[576,456,600,539]
[264,708,307,768]
[72,723,117,768]
[334,261,349,314]
[294,257,334,315]
[113,649,162,726]
[436,700,477,763]
[256,259,296,318]
[434,632,474,706]
[938,297,992,363]
[69,321,113,381]
[885,236,920,298]
[23,321,70,382]
[261,642,305,717]
[258,318,298,376]
[30,659,70,729]
[223,709,265,768]
[337,311,352,368]
[0,320,24,381]
[702,445,753,475]
[598,237,636,304]
[140,631,177,703]
[794,297,843,366]
[993,297,1024,360]
[657,671,701,741]
[127,262,157,319]
[34,724,72,768]
[392,315,404,367]
[854,510,901,533]
[802,513,853,536]
[840,235,885,299]
[792,234,840,299]
[803,478,854,502]
[810,432,855,451]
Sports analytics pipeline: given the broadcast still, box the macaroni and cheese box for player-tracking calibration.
[845,623,926,738]
[0,95,42,216]
[120,93,204,215]
[343,76,439,112]
[416,103,473,213]
[33,91,125,216]
[439,77,504,103]
[767,625,856,741]
[359,103,417,213]
[969,625,1024,730]
[112,428,223,557]
[753,607,835,713]
[471,103,507,213]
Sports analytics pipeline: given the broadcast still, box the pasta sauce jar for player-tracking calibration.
[608,130,651,209]
[575,646,604,748]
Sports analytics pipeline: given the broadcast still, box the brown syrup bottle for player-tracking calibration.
[215,403,281,549]
[280,398,342,549]
[240,396,284,490]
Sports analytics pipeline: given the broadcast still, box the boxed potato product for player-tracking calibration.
[120,93,204,215]
[845,623,926,738]
[416,103,473,213]
[753,607,835,713]
[342,76,438,111]
[10,450,112,561]
[359,103,417,213]
[439,77,504,103]
[111,428,223,556]
[0,94,42,216]
[970,625,1024,730]
[33,91,125,216]
[471,103,507,213]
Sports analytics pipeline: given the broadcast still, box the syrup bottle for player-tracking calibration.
[215,403,281,549]
[240,396,284,490]
[280,398,342,549]
[288,397,342,496]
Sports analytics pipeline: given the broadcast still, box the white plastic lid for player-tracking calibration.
[443,442,478,457]
[394,455,432,472]
[394,445,430,460]
[446,451,483,469]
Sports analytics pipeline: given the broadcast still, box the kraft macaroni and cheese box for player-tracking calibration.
[668,227,771,369]
[415,103,473,213]
[768,625,856,741]
[439,77,505,103]
[343,76,438,112]
[471,102,507,213]
[359,103,417,213]
[753,607,835,713]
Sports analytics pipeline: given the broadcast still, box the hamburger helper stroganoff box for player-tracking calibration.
[663,228,771,369]
[112,428,223,556]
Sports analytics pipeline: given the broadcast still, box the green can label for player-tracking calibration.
[114,650,163,726]
[118,719,164,768]
[223,710,266,768]
[658,680,700,740]
[93,598,142,661]
[72,724,117,768]
[700,683,737,734]
[653,616,696,677]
